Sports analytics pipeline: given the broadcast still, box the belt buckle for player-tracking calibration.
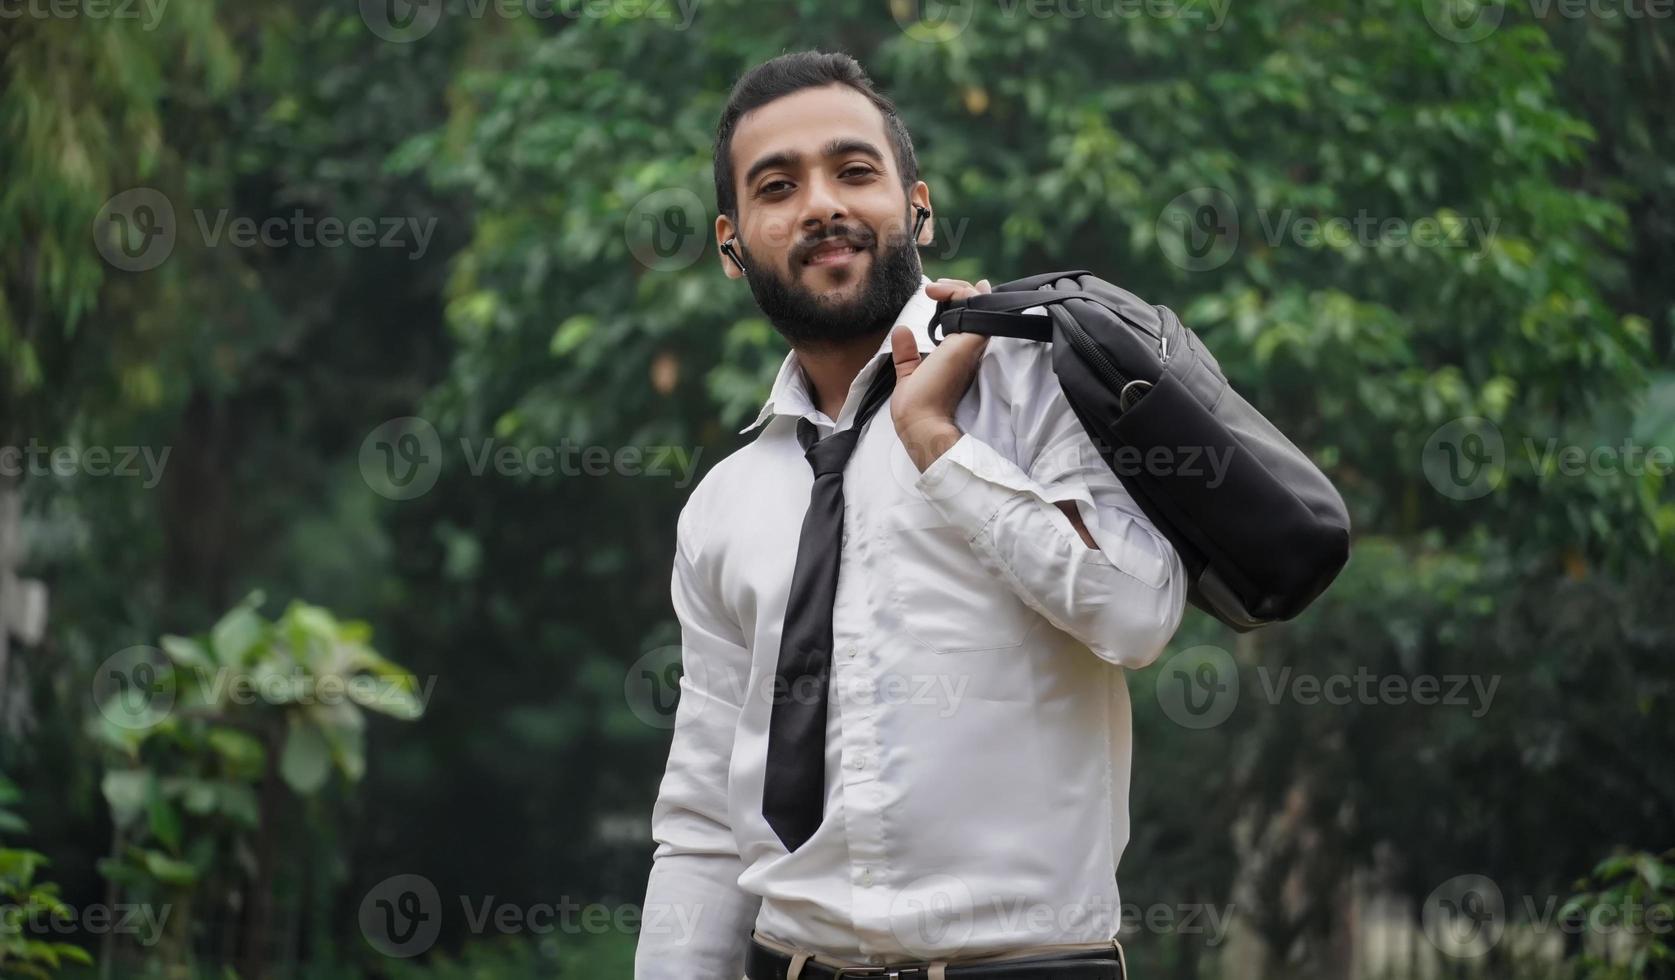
[833,968,926,979]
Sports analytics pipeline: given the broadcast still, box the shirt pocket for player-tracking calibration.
[880,499,1043,654]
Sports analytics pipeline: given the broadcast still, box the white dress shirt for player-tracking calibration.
[635,274,1188,978]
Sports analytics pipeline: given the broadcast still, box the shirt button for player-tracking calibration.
[859,867,874,886]
[850,756,866,770]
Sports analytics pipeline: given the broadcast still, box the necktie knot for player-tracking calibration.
[805,428,861,477]
[793,354,898,479]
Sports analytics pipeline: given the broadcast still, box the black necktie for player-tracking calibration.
[763,353,898,853]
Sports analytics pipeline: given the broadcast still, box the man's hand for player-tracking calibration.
[891,277,991,473]
[890,277,1100,549]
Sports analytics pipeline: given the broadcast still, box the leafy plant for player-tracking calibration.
[1563,849,1675,980]
[88,593,426,979]
[0,773,94,979]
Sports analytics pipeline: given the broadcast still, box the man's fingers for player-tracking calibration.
[890,324,920,380]
[925,278,977,300]
[942,332,989,368]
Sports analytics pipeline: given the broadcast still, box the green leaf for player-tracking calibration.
[52,944,94,966]
[215,783,260,828]
[207,728,267,778]
[550,314,595,357]
[100,770,154,830]
[211,603,266,666]
[147,790,182,851]
[138,849,198,886]
[279,721,332,795]
[160,634,215,672]
[171,778,218,815]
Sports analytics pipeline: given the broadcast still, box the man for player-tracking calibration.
[636,50,1187,980]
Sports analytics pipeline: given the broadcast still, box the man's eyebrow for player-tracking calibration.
[742,138,888,190]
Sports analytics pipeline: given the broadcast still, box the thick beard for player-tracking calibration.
[740,223,922,351]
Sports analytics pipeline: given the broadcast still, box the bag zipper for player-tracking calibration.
[1062,316,1131,390]
[1058,308,1175,416]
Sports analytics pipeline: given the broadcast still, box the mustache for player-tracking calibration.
[792,224,877,266]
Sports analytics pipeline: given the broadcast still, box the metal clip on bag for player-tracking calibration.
[931,270,1351,632]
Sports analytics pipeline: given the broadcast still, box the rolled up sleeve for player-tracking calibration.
[912,340,1187,668]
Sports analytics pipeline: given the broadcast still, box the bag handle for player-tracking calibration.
[991,269,1092,292]
[931,283,1117,345]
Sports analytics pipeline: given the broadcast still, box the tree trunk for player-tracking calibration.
[239,722,284,980]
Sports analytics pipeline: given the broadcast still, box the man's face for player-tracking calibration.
[718,84,930,349]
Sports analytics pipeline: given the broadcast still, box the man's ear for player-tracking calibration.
[715,214,745,279]
[910,182,933,247]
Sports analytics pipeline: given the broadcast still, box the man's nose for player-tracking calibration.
[797,174,847,232]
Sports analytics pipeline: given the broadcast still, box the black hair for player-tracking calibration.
[712,50,919,223]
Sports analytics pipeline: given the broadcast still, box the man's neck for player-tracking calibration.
[794,328,890,422]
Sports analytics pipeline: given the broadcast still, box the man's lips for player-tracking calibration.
[803,241,868,267]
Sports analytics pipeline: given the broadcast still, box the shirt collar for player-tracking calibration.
[739,274,938,435]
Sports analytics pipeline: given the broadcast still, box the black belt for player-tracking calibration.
[746,937,1126,980]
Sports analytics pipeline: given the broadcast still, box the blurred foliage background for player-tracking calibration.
[1,0,1672,977]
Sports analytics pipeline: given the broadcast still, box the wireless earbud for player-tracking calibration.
[721,237,747,274]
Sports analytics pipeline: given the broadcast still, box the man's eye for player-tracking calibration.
[759,180,791,196]
[842,165,878,179]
